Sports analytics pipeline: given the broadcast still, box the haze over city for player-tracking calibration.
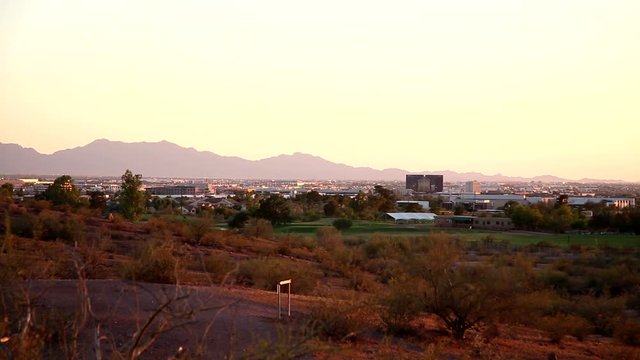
[1,0,639,181]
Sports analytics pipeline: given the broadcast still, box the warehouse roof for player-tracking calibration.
[386,212,437,221]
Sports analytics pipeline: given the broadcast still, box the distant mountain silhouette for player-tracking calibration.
[0,139,628,183]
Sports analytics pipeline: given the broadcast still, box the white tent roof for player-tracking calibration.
[386,212,437,221]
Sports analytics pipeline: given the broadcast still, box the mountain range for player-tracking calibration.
[0,139,628,183]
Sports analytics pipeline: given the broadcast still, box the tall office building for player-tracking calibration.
[406,174,444,193]
[464,181,481,194]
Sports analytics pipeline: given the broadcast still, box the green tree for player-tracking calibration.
[42,175,80,207]
[509,203,543,230]
[0,183,14,203]
[332,218,353,231]
[118,170,146,221]
[255,194,292,225]
[371,185,397,213]
[228,211,250,229]
[88,191,107,210]
[404,202,424,212]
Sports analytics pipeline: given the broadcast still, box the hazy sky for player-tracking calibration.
[1,1,639,181]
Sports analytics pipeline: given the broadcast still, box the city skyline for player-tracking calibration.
[2,1,639,181]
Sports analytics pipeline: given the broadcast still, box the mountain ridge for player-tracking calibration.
[0,140,631,183]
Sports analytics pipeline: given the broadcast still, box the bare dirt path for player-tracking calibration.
[21,279,308,359]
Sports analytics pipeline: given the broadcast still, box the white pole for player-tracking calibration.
[287,283,291,317]
[277,284,281,320]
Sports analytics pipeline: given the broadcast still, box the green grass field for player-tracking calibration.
[275,220,640,248]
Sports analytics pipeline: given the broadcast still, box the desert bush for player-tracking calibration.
[538,314,593,342]
[199,230,226,248]
[317,246,365,277]
[123,241,179,283]
[59,215,86,246]
[510,290,570,325]
[286,235,316,251]
[202,252,235,283]
[37,210,63,240]
[188,217,213,244]
[573,295,626,336]
[145,216,172,236]
[315,226,343,250]
[276,241,292,256]
[613,319,640,345]
[242,219,274,239]
[236,258,319,294]
[9,214,35,238]
[346,268,378,292]
[415,236,514,340]
[33,200,52,212]
[626,293,640,312]
[309,298,371,340]
[379,277,425,335]
[540,269,572,293]
[364,257,401,284]
[362,235,413,260]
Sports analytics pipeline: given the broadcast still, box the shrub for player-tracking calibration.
[315,226,343,250]
[538,314,593,343]
[9,214,35,238]
[309,299,370,340]
[540,270,571,293]
[236,258,319,295]
[188,217,213,244]
[332,218,353,231]
[123,241,179,284]
[199,230,226,248]
[346,268,378,292]
[202,252,235,283]
[59,215,85,246]
[38,210,63,240]
[242,219,274,239]
[510,291,569,326]
[379,277,424,335]
[364,258,401,284]
[573,295,625,336]
[613,319,640,345]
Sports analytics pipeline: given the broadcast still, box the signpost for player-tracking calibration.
[277,279,292,320]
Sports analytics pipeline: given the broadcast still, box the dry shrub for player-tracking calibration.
[614,319,640,346]
[309,298,371,340]
[510,290,569,325]
[145,216,171,236]
[346,268,378,292]
[9,213,35,238]
[123,241,179,284]
[242,219,274,239]
[316,246,363,277]
[202,252,235,283]
[315,226,343,250]
[364,258,401,284]
[538,314,593,343]
[237,258,319,295]
[33,200,51,212]
[379,277,425,335]
[188,217,213,244]
[573,295,625,336]
[37,210,63,240]
[199,230,226,248]
[59,215,85,246]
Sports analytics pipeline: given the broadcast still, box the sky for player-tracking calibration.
[1,0,639,181]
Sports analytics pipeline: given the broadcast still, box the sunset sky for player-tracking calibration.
[1,1,639,181]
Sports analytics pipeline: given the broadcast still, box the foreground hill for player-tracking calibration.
[0,139,628,182]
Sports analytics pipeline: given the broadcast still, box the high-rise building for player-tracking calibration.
[406,174,443,193]
[464,181,481,194]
